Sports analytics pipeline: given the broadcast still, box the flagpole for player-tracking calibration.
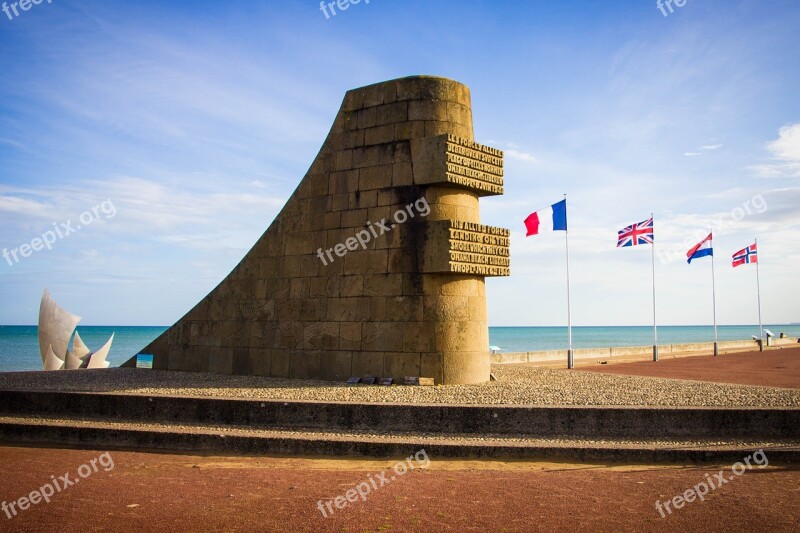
[651,213,658,362]
[755,237,763,351]
[564,194,574,369]
[710,229,718,356]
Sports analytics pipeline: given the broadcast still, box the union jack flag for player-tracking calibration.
[732,243,757,267]
[617,217,654,247]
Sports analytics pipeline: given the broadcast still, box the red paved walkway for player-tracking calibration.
[0,446,798,532]
[576,347,800,388]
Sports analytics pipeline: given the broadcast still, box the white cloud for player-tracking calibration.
[749,163,796,178]
[750,123,800,178]
[768,123,800,161]
[505,149,539,163]
[0,176,286,254]
[683,144,722,157]
[487,142,539,164]
[0,195,54,218]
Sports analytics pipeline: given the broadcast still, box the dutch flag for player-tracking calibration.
[687,233,713,264]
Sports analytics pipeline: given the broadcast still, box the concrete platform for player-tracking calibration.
[3,349,797,462]
[1,390,798,463]
[2,417,799,464]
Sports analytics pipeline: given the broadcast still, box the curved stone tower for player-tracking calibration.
[124,76,510,384]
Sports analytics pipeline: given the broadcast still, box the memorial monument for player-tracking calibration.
[123,76,510,384]
[38,288,113,370]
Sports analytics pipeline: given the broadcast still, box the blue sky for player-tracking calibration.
[1,0,798,327]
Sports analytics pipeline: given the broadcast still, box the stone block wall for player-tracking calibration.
[123,76,510,384]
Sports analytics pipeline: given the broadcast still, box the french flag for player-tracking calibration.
[687,233,713,264]
[525,199,568,236]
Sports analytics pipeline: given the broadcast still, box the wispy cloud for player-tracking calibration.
[505,148,539,163]
[0,175,286,254]
[684,143,722,157]
[485,142,539,164]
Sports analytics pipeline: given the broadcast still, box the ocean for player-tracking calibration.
[1,324,798,373]
[487,325,800,353]
[0,326,167,373]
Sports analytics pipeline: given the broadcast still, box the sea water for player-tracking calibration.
[0,325,166,372]
[487,325,800,353]
[1,324,798,372]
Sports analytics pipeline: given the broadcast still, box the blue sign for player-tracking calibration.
[136,353,154,369]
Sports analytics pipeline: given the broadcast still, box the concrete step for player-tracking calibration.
[1,415,799,463]
[3,390,797,462]
[1,390,798,440]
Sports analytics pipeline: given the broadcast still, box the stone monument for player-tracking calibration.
[123,76,510,384]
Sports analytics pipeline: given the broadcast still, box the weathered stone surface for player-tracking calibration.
[123,76,510,385]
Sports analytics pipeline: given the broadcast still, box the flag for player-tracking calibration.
[525,199,567,236]
[687,233,713,264]
[732,243,757,267]
[617,217,654,247]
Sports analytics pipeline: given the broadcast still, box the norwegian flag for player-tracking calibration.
[732,243,758,267]
[617,217,654,247]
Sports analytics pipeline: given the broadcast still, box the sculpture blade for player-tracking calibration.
[72,330,91,359]
[65,350,83,370]
[38,288,81,364]
[44,345,64,370]
[87,333,114,369]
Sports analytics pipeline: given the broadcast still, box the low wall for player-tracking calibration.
[492,337,799,365]
[1,390,798,439]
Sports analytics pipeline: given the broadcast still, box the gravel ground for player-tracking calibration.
[1,365,799,407]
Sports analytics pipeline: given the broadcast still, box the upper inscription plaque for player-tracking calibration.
[411,134,504,196]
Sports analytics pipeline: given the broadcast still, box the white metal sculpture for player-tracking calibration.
[38,288,114,370]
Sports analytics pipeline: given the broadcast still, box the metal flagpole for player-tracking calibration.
[755,237,764,351]
[565,194,574,369]
[710,229,718,356]
[651,213,658,362]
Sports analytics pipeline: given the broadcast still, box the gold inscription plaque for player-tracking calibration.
[411,134,505,196]
[420,220,511,276]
